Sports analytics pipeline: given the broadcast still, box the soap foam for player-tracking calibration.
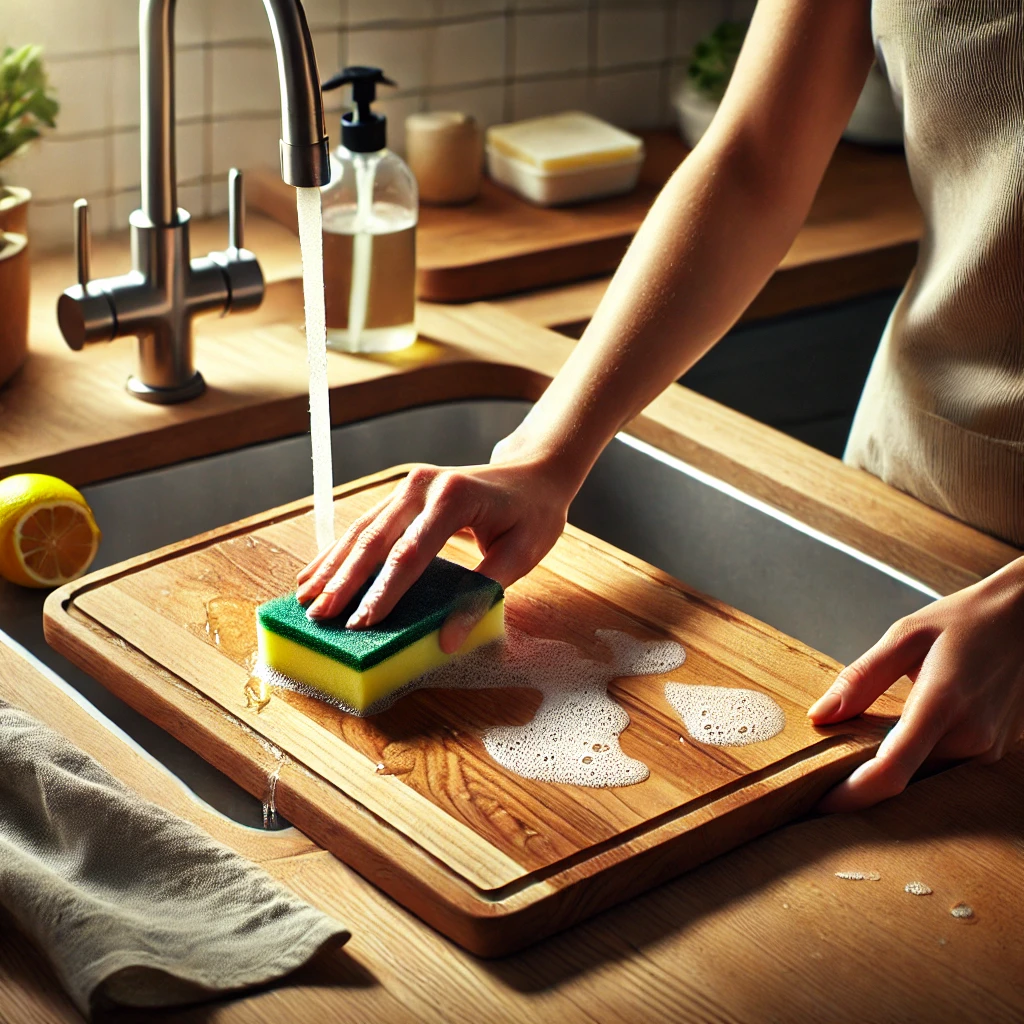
[905,881,933,896]
[665,683,785,746]
[256,626,686,788]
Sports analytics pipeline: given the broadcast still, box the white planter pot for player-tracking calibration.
[674,63,903,152]
[673,82,720,149]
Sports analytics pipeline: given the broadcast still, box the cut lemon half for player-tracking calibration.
[0,474,101,588]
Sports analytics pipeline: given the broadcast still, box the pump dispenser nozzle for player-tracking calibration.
[322,66,396,153]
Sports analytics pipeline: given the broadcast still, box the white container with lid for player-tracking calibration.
[485,112,644,206]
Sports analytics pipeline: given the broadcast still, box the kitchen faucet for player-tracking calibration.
[56,0,331,403]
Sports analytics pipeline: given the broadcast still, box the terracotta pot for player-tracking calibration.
[0,185,30,235]
[0,230,30,386]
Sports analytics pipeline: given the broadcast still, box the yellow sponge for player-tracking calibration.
[256,557,504,715]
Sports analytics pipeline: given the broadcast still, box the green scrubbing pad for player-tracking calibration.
[256,556,504,714]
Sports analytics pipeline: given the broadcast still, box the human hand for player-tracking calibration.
[808,556,1024,813]
[295,458,573,652]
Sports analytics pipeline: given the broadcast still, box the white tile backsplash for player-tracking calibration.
[210,116,282,178]
[514,10,589,77]
[112,130,140,192]
[211,45,280,116]
[374,93,428,154]
[431,16,505,88]
[590,66,666,130]
[597,7,668,69]
[1,0,114,58]
[439,0,507,15]
[511,75,588,121]
[347,0,439,27]
[429,84,505,129]
[348,27,432,91]
[208,0,274,44]
[674,0,727,58]
[47,55,113,136]
[176,48,209,122]
[9,0,732,247]
[112,53,141,129]
[10,135,109,202]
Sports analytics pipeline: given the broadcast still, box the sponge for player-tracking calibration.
[256,556,504,715]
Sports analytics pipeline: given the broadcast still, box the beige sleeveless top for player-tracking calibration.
[844,0,1024,546]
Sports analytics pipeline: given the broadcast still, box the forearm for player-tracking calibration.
[511,140,815,488]
[494,0,874,497]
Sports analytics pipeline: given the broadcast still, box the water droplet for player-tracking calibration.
[262,760,285,829]
[244,676,272,714]
[205,597,258,662]
[582,756,593,764]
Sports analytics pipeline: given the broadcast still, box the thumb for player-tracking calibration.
[439,531,548,654]
[816,682,952,813]
[808,621,935,724]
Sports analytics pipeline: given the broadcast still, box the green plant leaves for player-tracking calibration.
[686,20,748,104]
[0,44,60,171]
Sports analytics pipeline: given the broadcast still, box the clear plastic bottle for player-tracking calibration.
[320,67,418,353]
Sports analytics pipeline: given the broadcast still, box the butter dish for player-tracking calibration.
[485,111,644,206]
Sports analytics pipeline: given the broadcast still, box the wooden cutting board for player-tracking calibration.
[44,466,898,956]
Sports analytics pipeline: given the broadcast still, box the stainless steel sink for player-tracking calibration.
[0,398,936,828]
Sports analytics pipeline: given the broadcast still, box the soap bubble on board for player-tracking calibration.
[596,628,687,676]
[665,683,785,746]
[256,626,686,788]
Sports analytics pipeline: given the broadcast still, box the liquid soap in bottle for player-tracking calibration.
[320,67,418,353]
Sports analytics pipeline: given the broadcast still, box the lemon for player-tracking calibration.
[0,473,101,588]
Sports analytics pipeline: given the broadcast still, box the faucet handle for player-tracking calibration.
[228,168,245,251]
[200,168,263,314]
[57,197,116,350]
[74,198,91,286]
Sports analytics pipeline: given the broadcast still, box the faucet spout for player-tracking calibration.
[140,0,330,225]
[262,0,332,187]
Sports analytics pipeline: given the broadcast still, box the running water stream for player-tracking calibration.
[295,186,335,553]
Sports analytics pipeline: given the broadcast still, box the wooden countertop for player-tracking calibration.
[250,132,923,319]
[1,205,1021,1022]
[3,636,1022,1023]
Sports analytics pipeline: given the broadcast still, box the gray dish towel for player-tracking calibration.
[0,699,349,1018]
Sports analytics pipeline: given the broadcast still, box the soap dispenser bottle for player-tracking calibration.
[320,67,418,353]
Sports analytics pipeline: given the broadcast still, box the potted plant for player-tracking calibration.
[673,20,747,148]
[0,44,58,386]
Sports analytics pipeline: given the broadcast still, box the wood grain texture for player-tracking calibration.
[43,467,898,954]
[3,628,1022,1023]
[249,133,922,305]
